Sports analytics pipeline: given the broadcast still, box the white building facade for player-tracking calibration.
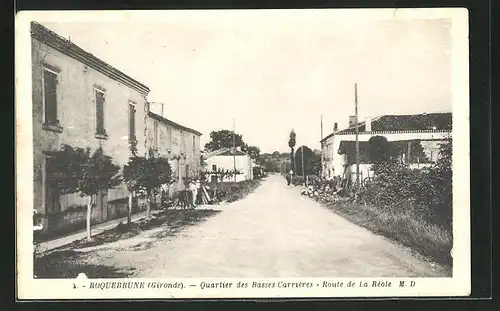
[203,147,254,182]
[321,113,452,180]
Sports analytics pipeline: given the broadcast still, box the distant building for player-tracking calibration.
[320,113,452,181]
[146,110,202,196]
[203,147,254,182]
[31,22,150,232]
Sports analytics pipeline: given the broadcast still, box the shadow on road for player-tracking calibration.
[34,250,135,278]
[33,209,221,278]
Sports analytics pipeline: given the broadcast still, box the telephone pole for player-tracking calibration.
[355,82,360,188]
[233,118,237,182]
[320,114,324,179]
[301,146,305,186]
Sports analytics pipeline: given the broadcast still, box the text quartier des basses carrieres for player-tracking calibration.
[84,280,415,290]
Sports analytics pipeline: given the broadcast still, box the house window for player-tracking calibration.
[192,135,196,152]
[95,88,106,135]
[212,164,217,171]
[128,102,136,141]
[153,121,159,148]
[42,67,59,125]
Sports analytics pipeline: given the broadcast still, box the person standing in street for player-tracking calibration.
[286,170,293,186]
[189,179,199,207]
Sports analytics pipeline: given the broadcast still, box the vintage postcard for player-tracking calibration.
[16,8,470,299]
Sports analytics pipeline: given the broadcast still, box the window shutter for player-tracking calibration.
[129,104,136,140]
[44,70,58,123]
[95,91,105,134]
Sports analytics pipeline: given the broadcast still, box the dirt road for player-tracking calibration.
[83,174,450,278]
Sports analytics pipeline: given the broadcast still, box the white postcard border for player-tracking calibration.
[16,8,471,299]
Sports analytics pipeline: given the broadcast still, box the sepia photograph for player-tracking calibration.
[16,9,470,299]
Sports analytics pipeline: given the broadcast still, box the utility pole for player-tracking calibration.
[301,146,305,186]
[233,118,237,182]
[320,114,324,179]
[355,82,360,188]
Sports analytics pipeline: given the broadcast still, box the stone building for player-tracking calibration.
[146,109,202,196]
[31,22,150,232]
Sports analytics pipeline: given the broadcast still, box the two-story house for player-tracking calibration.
[31,22,150,233]
[146,109,202,197]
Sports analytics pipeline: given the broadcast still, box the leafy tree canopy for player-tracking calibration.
[204,130,247,152]
[123,149,172,193]
[246,145,260,160]
[52,145,121,196]
[293,145,321,176]
[368,135,391,164]
[288,129,296,149]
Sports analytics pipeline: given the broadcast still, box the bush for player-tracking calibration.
[207,180,261,202]
[291,176,305,185]
[357,140,452,230]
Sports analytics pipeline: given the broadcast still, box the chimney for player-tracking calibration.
[365,116,372,132]
[349,116,356,127]
[333,122,338,133]
[149,102,165,117]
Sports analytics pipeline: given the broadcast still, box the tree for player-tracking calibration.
[123,139,139,226]
[200,155,206,168]
[368,136,391,165]
[436,138,452,171]
[123,148,172,221]
[204,130,247,152]
[246,145,260,160]
[52,145,121,241]
[288,130,296,172]
[293,146,320,176]
[307,151,322,176]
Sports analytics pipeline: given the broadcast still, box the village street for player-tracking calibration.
[76,174,449,278]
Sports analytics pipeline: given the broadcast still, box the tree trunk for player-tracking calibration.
[127,191,133,226]
[86,195,93,241]
[146,189,151,221]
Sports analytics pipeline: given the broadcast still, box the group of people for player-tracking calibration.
[161,178,202,208]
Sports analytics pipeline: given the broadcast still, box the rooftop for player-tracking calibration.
[31,22,150,96]
[321,112,452,142]
[148,112,202,136]
[204,147,248,158]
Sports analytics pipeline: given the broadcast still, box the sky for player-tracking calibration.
[41,10,452,153]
